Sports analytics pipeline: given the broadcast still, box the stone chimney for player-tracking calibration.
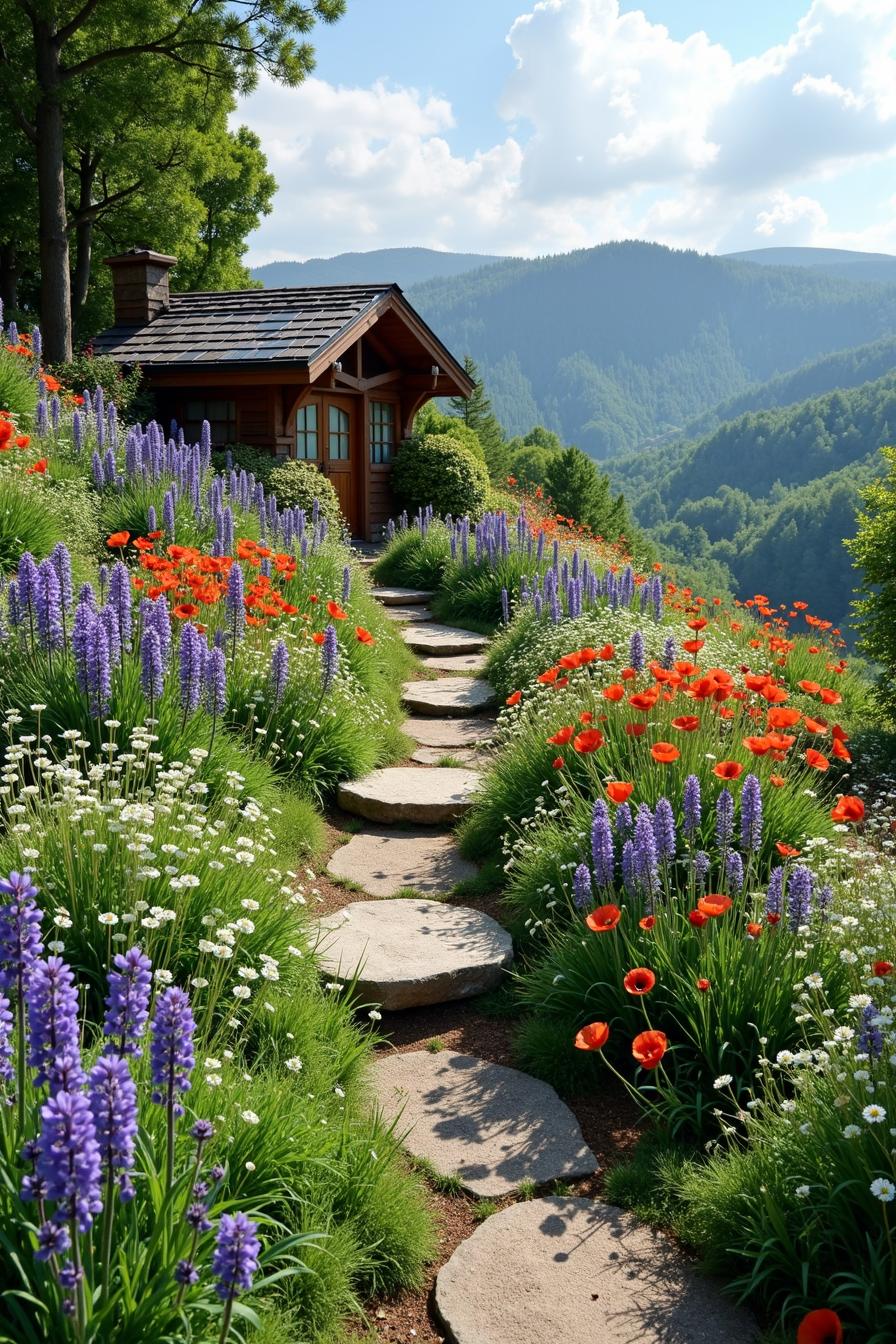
[104,248,177,326]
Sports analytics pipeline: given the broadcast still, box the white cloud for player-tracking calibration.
[239,0,896,262]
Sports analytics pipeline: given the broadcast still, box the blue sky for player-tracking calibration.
[240,0,896,263]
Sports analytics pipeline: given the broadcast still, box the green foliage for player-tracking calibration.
[391,432,489,518]
[0,471,57,572]
[413,401,485,463]
[267,459,344,530]
[543,445,635,540]
[211,442,277,484]
[50,350,149,419]
[848,445,896,717]
[447,355,510,480]
[0,347,38,418]
[371,521,452,590]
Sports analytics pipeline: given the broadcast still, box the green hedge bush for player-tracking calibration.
[268,458,344,530]
[392,432,489,518]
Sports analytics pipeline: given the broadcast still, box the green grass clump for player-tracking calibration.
[372,523,452,591]
[0,472,58,573]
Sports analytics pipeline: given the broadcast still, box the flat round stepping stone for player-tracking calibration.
[402,678,496,718]
[421,653,487,673]
[435,1198,758,1344]
[403,717,495,747]
[373,586,434,605]
[315,901,512,1009]
[327,826,477,897]
[402,623,488,655]
[375,1053,596,1197]
[338,766,480,823]
[385,605,434,623]
[411,746,482,766]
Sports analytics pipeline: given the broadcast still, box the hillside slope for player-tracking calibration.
[407,241,896,455]
[726,246,896,286]
[252,247,505,290]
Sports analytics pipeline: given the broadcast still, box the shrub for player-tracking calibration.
[391,433,489,519]
[211,442,278,485]
[0,472,57,572]
[413,402,486,463]
[50,349,150,419]
[372,520,452,590]
[267,459,344,531]
[0,345,39,419]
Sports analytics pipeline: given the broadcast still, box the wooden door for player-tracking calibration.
[321,395,360,534]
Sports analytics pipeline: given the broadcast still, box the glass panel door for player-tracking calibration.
[328,405,350,460]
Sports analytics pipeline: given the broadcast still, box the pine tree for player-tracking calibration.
[449,356,510,481]
[543,446,635,540]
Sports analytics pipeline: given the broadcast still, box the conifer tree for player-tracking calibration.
[543,445,634,540]
[449,355,510,481]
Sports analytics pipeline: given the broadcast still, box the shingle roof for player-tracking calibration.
[92,284,395,367]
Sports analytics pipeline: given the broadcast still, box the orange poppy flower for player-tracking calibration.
[629,689,659,711]
[803,716,829,735]
[578,647,598,664]
[585,904,622,932]
[106,531,130,548]
[15,434,31,449]
[681,638,704,654]
[326,600,348,620]
[537,667,559,685]
[767,707,801,729]
[172,602,200,619]
[547,725,575,746]
[506,690,522,706]
[775,841,801,857]
[746,922,763,938]
[687,617,708,631]
[356,627,375,644]
[597,643,615,660]
[689,909,709,927]
[579,711,593,724]
[603,683,625,701]
[796,1308,843,1344]
[621,667,637,681]
[765,732,795,750]
[742,735,771,756]
[574,1021,610,1052]
[804,748,829,772]
[626,722,647,737]
[769,774,786,787]
[830,795,864,823]
[623,967,656,995]
[573,728,604,753]
[712,761,743,780]
[651,742,680,764]
[26,457,48,474]
[696,977,710,992]
[699,893,732,918]
[559,651,582,670]
[311,631,326,645]
[671,715,700,732]
[631,1029,668,1070]
[606,781,634,804]
[798,679,821,694]
[819,688,842,706]
[639,914,656,930]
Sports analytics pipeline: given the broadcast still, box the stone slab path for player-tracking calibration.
[435,1198,758,1344]
[385,605,434,623]
[373,586,434,605]
[403,716,495,747]
[402,677,496,717]
[411,746,483,767]
[315,900,512,1010]
[374,1052,597,1197]
[327,827,477,897]
[338,766,480,824]
[402,623,489,656]
[421,653,487,673]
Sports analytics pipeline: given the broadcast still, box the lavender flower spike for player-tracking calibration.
[740,774,763,853]
[26,1089,102,1234]
[321,623,339,691]
[590,800,615,888]
[103,946,152,1057]
[0,870,44,993]
[88,1054,139,1201]
[25,955,84,1090]
[150,986,195,1117]
[682,774,701,840]
[213,1210,261,1302]
[269,639,289,706]
[572,863,592,910]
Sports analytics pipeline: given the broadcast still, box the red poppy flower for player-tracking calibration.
[106,531,131,548]
[15,434,30,449]
[626,722,647,737]
[585,904,622,932]
[671,715,701,733]
[573,728,604,753]
[766,911,781,925]
[712,761,743,780]
[632,1029,668,1070]
[552,756,565,769]
[796,1308,843,1344]
[579,712,593,724]
[537,667,559,685]
[767,707,801,729]
[574,1021,610,1051]
[651,742,680,764]
[830,795,864,823]
[26,457,48,474]
[699,893,732,917]
[603,683,625,701]
[623,967,656,995]
[766,732,796,750]
[696,978,710,992]
[688,909,709,927]
[687,617,708,631]
[172,602,199,619]
[831,738,851,762]
[356,627,375,644]
[746,922,763,938]
[775,842,802,857]
[311,631,325,645]
[559,651,582,670]
[506,690,522,706]
[578,647,598,664]
[606,781,634,804]
[326,600,348,619]
[873,960,893,977]
[639,915,656,930]
[742,735,771,756]
[547,725,575,746]
[682,638,704,654]
[629,690,659,711]
[804,749,830,772]
[769,774,786,787]
[597,643,615,660]
[798,679,821,695]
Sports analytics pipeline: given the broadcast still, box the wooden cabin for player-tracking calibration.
[92,249,474,539]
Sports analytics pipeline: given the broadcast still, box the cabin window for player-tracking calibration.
[328,405,350,460]
[369,401,395,464]
[185,398,236,446]
[295,403,318,460]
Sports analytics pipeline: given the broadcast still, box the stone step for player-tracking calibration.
[374,1052,597,1198]
[401,623,489,656]
[421,653,487,674]
[435,1198,758,1344]
[385,605,434,623]
[402,677,496,718]
[327,826,477,897]
[411,746,483,767]
[372,586,434,606]
[315,900,512,1010]
[403,716,495,748]
[337,766,480,824]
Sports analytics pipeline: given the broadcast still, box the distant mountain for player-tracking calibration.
[725,246,896,286]
[406,240,896,456]
[251,247,506,290]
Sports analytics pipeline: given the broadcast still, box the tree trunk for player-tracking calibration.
[33,19,72,361]
[71,152,95,312]
[0,244,19,314]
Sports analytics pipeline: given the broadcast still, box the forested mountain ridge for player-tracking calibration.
[726,246,896,286]
[252,247,504,289]
[406,241,896,455]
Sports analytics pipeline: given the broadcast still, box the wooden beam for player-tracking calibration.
[364,370,403,390]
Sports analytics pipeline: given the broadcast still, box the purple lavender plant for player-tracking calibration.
[0,870,44,993]
[139,626,164,704]
[203,646,227,719]
[26,955,84,1090]
[27,1088,102,1233]
[786,866,813,930]
[715,788,734,853]
[628,629,645,673]
[225,562,245,653]
[88,1055,138,1201]
[342,565,351,604]
[740,774,763,852]
[765,866,784,919]
[572,863,592,910]
[0,990,13,1085]
[652,797,676,863]
[178,623,205,716]
[269,639,289,706]
[213,1210,261,1310]
[725,849,744,894]
[108,561,133,652]
[103,946,152,1057]
[150,986,196,1184]
[321,623,339,691]
[590,800,615,888]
